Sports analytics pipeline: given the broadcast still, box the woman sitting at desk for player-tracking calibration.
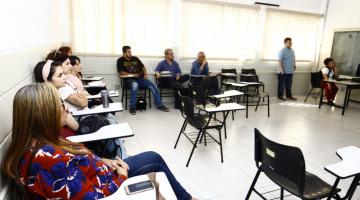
[1,83,196,200]
[321,58,339,105]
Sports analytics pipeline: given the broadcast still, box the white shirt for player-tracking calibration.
[321,67,335,79]
[58,83,81,112]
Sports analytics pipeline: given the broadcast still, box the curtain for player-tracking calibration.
[262,10,321,60]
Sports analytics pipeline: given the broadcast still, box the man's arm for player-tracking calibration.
[155,62,162,79]
[278,51,284,74]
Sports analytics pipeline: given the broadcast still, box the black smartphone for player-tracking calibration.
[125,180,154,195]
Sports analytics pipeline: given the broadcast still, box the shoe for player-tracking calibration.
[278,96,286,101]
[328,101,334,106]
[287,96,297,101]
[130,108,136,115]
[158,105,169,112]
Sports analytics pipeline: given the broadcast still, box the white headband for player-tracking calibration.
[42,60,54,82]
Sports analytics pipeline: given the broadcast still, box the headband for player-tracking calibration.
[42,60,54,82]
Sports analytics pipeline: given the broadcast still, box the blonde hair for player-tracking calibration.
[2,83,87,180]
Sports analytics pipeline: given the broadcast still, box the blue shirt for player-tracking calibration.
[191,60,209,76]
[278,47,295,74]
[155,60,182,80]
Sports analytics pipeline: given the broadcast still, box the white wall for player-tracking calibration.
[0,0,69,193]
[318,0,360,67]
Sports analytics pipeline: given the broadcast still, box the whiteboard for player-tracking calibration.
[330,31,360,76]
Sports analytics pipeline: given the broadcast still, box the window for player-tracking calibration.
[181,1,259,59]
[262,10,321,61]
[70,0,171,55]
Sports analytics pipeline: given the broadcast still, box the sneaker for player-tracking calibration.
[130,108,136,115]
[158,105,169,112]
[287,96,297,101]
[278,96,286,101]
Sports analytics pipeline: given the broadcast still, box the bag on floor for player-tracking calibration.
[136,96,147,111]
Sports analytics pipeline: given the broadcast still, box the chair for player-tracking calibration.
[120,78,151,110]
[156,77,175,99]
[356,64,360,77]
[246,128,340,200]
[220,68,237,91]
[304,72,323,103]
[174,95,225,167]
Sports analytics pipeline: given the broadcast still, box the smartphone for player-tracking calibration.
[125,180,154,195]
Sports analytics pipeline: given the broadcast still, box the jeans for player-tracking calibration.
[277,73,293,97]
[125,79,163,109]
[158,75,190,108]
[124,151,192,200]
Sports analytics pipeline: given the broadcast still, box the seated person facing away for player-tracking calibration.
[155,48,190,109]
[117,45,169,114]
[1,83,196,200]
[190,51,209,86]
[321,58,339,105]
[34,60,88,111]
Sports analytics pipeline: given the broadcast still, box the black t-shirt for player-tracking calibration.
[117,56,145,75]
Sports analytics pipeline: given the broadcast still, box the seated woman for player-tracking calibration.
[34,59,88,111]
[69,55,83,79]
[321,58,339,105]
[1,83,195,200]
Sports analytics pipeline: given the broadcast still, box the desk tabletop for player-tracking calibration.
[66,123,134,143]
[87,90,119,99]
[239,81,262,85]
[325,146,360,178]
[82,76,104,81]
[224,82,248,87]
[325,79,360,86]
[101,172,175,200]
[84,81,107,88]
[221,73,238,77]
[205,103,245,113]
[212,90,244,99]
[72,102,123,116]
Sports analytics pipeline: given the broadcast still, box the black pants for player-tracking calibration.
[158,75,190,108]
[277,73,293,98]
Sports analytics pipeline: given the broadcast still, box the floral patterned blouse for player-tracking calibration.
[18,144,127,199]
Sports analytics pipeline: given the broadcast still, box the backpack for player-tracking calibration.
[136,96,147,111]
[77,115,119,159]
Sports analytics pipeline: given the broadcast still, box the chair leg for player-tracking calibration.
[186,130,203,167]
[314,89,321,102]
[219,129,223,163]
[255,97,261,111]
[174,120,187,148]
[304,88,313,103]
[245,169,262,200]
[125,87,128,110]
[148,89,152,109]
[280,188,284,200]
[267,96,270,117]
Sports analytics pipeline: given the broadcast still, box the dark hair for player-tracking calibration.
[46,50,69,64]
[33,61,62,82]
[324,58,334,66]
[284,37,292,43]
[34,61,46,82]
[58,46,72,55]
[122,46,131,53]
[69,55,81,66]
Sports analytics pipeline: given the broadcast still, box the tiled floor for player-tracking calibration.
[115,96,360,200]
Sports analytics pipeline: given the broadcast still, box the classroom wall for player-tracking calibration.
[0,0,69,193]
[318,0,360,68]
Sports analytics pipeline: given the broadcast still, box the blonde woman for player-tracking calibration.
[1,83,195,200]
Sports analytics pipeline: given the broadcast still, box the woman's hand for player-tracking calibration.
[102,157,129,177]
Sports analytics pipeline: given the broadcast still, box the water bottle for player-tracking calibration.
[101,90,110,108]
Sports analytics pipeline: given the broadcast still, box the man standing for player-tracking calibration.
[155,49,190,109]
[278,38,297,101]
[190,51,209,86]
[117,46,169,115]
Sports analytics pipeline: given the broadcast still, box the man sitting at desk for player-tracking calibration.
[321,58,339,105]
[117,46,169,115]
[190,51,209,86]
[155,48,190,109]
